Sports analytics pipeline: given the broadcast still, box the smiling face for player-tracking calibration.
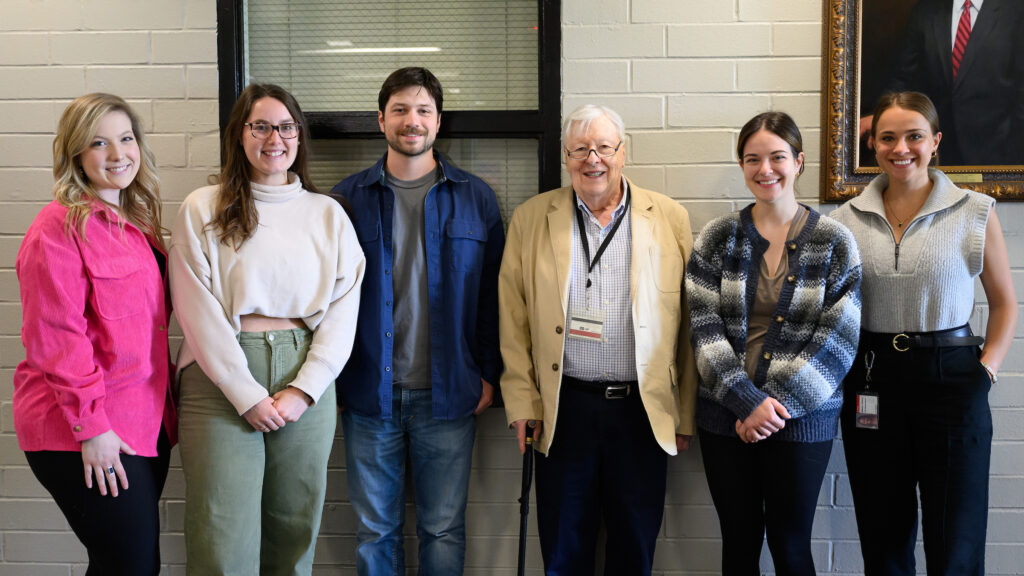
[740,129,804,206]
[873,105,941,186]
[242,97,298,186]
[565,114,625,206]
[378,84,441,158]
[78,110,140,197]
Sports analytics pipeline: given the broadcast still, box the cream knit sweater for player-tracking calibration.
[169,174,365,414]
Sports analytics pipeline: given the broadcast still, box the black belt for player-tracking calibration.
[562,375,636,399]
[862,324,984,353]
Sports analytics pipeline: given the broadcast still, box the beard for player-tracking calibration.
[385,128,435,158]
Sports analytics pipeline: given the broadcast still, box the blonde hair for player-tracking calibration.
[53,93,163,245]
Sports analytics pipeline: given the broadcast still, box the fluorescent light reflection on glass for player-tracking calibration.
[299,47,441,55]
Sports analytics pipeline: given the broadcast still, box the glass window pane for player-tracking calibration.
[308,138,538,224]
[245,0,539,112]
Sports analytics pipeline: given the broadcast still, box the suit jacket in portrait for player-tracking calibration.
[891,0,1024,165]
[498,181,699,456]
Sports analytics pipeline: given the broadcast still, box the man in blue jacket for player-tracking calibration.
[331,67,504,576]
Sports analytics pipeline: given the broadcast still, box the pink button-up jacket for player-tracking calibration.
[13,201,176,457]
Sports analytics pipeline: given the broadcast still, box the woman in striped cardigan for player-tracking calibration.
[685,111,862,575]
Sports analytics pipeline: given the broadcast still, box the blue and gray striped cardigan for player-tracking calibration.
[686,205,862,442]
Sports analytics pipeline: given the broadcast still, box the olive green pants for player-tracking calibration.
[178,329,335,576]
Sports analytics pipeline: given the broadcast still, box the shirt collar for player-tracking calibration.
[848,168,971,221]
[956,0,982,12]
[574,176,629,223]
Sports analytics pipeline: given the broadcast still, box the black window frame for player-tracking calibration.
[216,0,562,193]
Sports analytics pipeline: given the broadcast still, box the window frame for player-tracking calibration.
[216,0,562,192]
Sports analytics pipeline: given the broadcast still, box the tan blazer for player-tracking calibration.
[498,181,698,455]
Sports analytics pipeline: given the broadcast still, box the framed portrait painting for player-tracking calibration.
[820,0,1024,202]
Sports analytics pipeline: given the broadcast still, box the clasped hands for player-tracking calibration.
[735,397,791,443]
[242,387,313,432]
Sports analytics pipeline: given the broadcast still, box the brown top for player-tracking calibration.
[744,206,810,380]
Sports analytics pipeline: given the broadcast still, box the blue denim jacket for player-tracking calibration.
[331,152,504,420]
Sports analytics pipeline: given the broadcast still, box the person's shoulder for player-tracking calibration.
[813,211,860,251]
[827,200,862,228]
[175,184,222,229]
[24,201,73,239]
[181,183,220,208]
[960,188,995,210]
[635,185,689,217]
[693,211,742,249]
[813,210,850,235]
[333,162,382,195]
[440,161,498,204]
[514,186,568,215]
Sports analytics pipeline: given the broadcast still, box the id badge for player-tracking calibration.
[855,392,879,430]
[567,308,605,343]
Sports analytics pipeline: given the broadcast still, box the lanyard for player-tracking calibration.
[574,186,631,288]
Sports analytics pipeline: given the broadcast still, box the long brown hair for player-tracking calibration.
[53,93,163,244]
[210,83,318,248]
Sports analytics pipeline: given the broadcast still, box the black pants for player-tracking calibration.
[25,428,171,576]
[841,332,991,576]
[699,429,832,576]
[535,381,668,576]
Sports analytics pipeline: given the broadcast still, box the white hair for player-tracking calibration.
[562,104,625,145]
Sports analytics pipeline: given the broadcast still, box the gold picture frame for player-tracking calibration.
[819,0,1024,202]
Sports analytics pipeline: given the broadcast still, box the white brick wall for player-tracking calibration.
[0,1,1021,575]
[563,1,1024,574]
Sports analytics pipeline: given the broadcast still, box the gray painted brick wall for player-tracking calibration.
[1,0,1021,574]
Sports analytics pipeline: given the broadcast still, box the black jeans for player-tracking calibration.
[535,382,668,576]
[841,332,992,576]
[699,429,832,576]
[25,428,171,576]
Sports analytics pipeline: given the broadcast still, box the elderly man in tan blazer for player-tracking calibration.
[499,104,698,576]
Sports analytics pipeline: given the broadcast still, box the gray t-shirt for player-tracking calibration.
[387,167,441,389]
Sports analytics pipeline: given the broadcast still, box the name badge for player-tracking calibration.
[567,308,605,343]
[855,392,879,430]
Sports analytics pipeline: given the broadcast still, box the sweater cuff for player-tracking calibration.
[723,379,770,421]
[217,364,270,415]
[288,358,334,405]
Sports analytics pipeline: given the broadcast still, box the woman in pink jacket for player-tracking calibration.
[13,93,175,575]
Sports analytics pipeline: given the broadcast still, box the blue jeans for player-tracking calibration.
[342,388,475,576]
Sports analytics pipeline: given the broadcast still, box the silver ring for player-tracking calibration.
[107,466,115,475]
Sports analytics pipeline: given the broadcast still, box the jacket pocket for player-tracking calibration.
[650,247,684,293]
[354,218,380,245]
[85,257,146,320]
[446,218,488,271]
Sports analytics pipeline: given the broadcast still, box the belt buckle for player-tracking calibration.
[605,384,630,399]
[893,333,911,352]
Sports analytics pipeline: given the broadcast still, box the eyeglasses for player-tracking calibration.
[244,122,300,140]
[565,141,622,160]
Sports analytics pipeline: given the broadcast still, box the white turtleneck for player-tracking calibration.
[169,173,365,414]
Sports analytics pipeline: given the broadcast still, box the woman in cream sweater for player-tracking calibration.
[170,83,364,574]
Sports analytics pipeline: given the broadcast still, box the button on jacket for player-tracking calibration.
[13,202,175,457]
[332,153,504,419]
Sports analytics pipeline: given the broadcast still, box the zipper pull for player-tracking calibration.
[894,243,900,271]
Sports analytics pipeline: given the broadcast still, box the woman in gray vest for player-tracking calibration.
[831,91,1017,576]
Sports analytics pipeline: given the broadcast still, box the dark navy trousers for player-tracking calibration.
[534,382,668,576]
[841,332,992,576]
[699,429,833,576]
